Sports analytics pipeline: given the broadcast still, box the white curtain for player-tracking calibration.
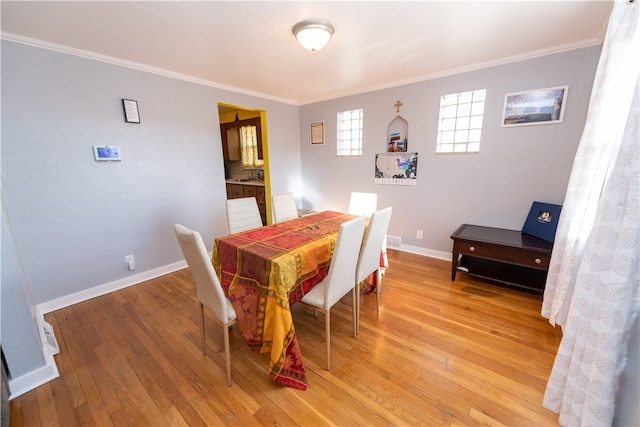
[541,1,640,425]
[240,125,264,168]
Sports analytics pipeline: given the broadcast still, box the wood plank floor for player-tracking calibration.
[9,250,562,426]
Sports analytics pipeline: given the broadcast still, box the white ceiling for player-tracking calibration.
[1,1,613,106]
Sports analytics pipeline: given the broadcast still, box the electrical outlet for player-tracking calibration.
[416,230,423,239]
[125,254,136,271]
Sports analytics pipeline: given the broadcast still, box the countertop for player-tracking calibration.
[225,179,265,187]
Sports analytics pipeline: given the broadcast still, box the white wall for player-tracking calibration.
[299,46,601,256]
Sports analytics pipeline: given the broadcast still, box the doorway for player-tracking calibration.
[217,103,271,225]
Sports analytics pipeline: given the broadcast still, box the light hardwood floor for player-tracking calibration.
[9,250,562,426]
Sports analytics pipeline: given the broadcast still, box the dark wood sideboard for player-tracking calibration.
[450,224,554,292]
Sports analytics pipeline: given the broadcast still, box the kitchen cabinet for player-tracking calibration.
[225,183,244,199]
[221,123,241,161]
[220,117,263,161]
[226,182,267,225]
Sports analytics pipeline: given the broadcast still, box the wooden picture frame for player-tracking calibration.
[311,121,324,145]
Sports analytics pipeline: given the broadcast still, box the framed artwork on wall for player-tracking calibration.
[501,85,568,127]
[374,152,418,186]
[93,146,121,161]
[122,99,141,124]
[311,121,324,145]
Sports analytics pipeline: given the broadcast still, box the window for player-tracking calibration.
[240,125,263,167]
[436,89,486,153]
[337,109,363,156]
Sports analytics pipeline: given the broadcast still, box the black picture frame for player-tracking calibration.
[522,201,562,243]
[122,99,140,123]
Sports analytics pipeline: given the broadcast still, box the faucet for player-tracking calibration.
[243,166,256,180]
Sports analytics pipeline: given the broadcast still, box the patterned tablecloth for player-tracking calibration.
[212,211,356,390]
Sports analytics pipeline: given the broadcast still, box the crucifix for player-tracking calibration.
[394,100,403,113]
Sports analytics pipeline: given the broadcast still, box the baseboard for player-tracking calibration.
[37,259,187,315]
[7,344,59,400]
[395,243,451,261]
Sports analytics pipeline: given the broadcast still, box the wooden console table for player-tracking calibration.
[450,224,554,292]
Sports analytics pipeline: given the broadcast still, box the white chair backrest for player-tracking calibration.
[356,207,393,284]
[323,216,366,308]
[173,224,231,323]
[272,192,298,223]
[226,197,263,234]
[348,192,377,217]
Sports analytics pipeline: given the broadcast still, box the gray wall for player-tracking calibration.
[1,208,46,379]
[1,40,301,306]
[299,46,601,256]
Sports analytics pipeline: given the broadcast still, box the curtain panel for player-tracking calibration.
[541,1,640,425]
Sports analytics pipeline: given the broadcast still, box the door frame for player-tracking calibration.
[217,103,272,224]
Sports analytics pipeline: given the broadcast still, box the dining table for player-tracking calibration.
[211,210,358,390]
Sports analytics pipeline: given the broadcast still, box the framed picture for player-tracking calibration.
[311,121,324,145]
[501,85,568,127]
[122,99,140,123]
[374,152,418,186]
[93,145,122,161]
[522,201,562,242]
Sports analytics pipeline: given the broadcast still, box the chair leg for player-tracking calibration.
[376,268,382,312]
[223,322,232,386]
[325,309,331,370]
[356,285,361,335]
[200,302,206,355]
[352,287,358,337]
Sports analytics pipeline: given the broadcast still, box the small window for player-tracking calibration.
[337,109,363,156]
[436,89,486,153]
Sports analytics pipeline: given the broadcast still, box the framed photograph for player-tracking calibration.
[311,121,324,145]
[93,145,122,161]
[122,99,140,123]
[501,85,568,127]
[522,201,562,243]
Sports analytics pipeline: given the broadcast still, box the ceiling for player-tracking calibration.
[1,1,613,106]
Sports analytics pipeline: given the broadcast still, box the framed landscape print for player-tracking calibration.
[501,85,568,127]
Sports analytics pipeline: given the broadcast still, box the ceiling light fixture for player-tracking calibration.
[292,19,334,51]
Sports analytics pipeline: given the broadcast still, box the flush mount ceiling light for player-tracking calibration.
[292,19,335,51]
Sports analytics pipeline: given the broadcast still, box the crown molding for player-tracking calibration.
[1,32,298,106]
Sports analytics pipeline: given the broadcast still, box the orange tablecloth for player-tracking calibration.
[212,211,356,390]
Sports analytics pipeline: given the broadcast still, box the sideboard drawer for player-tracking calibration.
[453,240,550,270]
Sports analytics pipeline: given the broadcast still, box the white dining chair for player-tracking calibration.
[299,215,366,370]
[356,206,393,330]
[348,192,377,217]
[173,224,237,386]
[226,197,263,234]
[272,192,298,223]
